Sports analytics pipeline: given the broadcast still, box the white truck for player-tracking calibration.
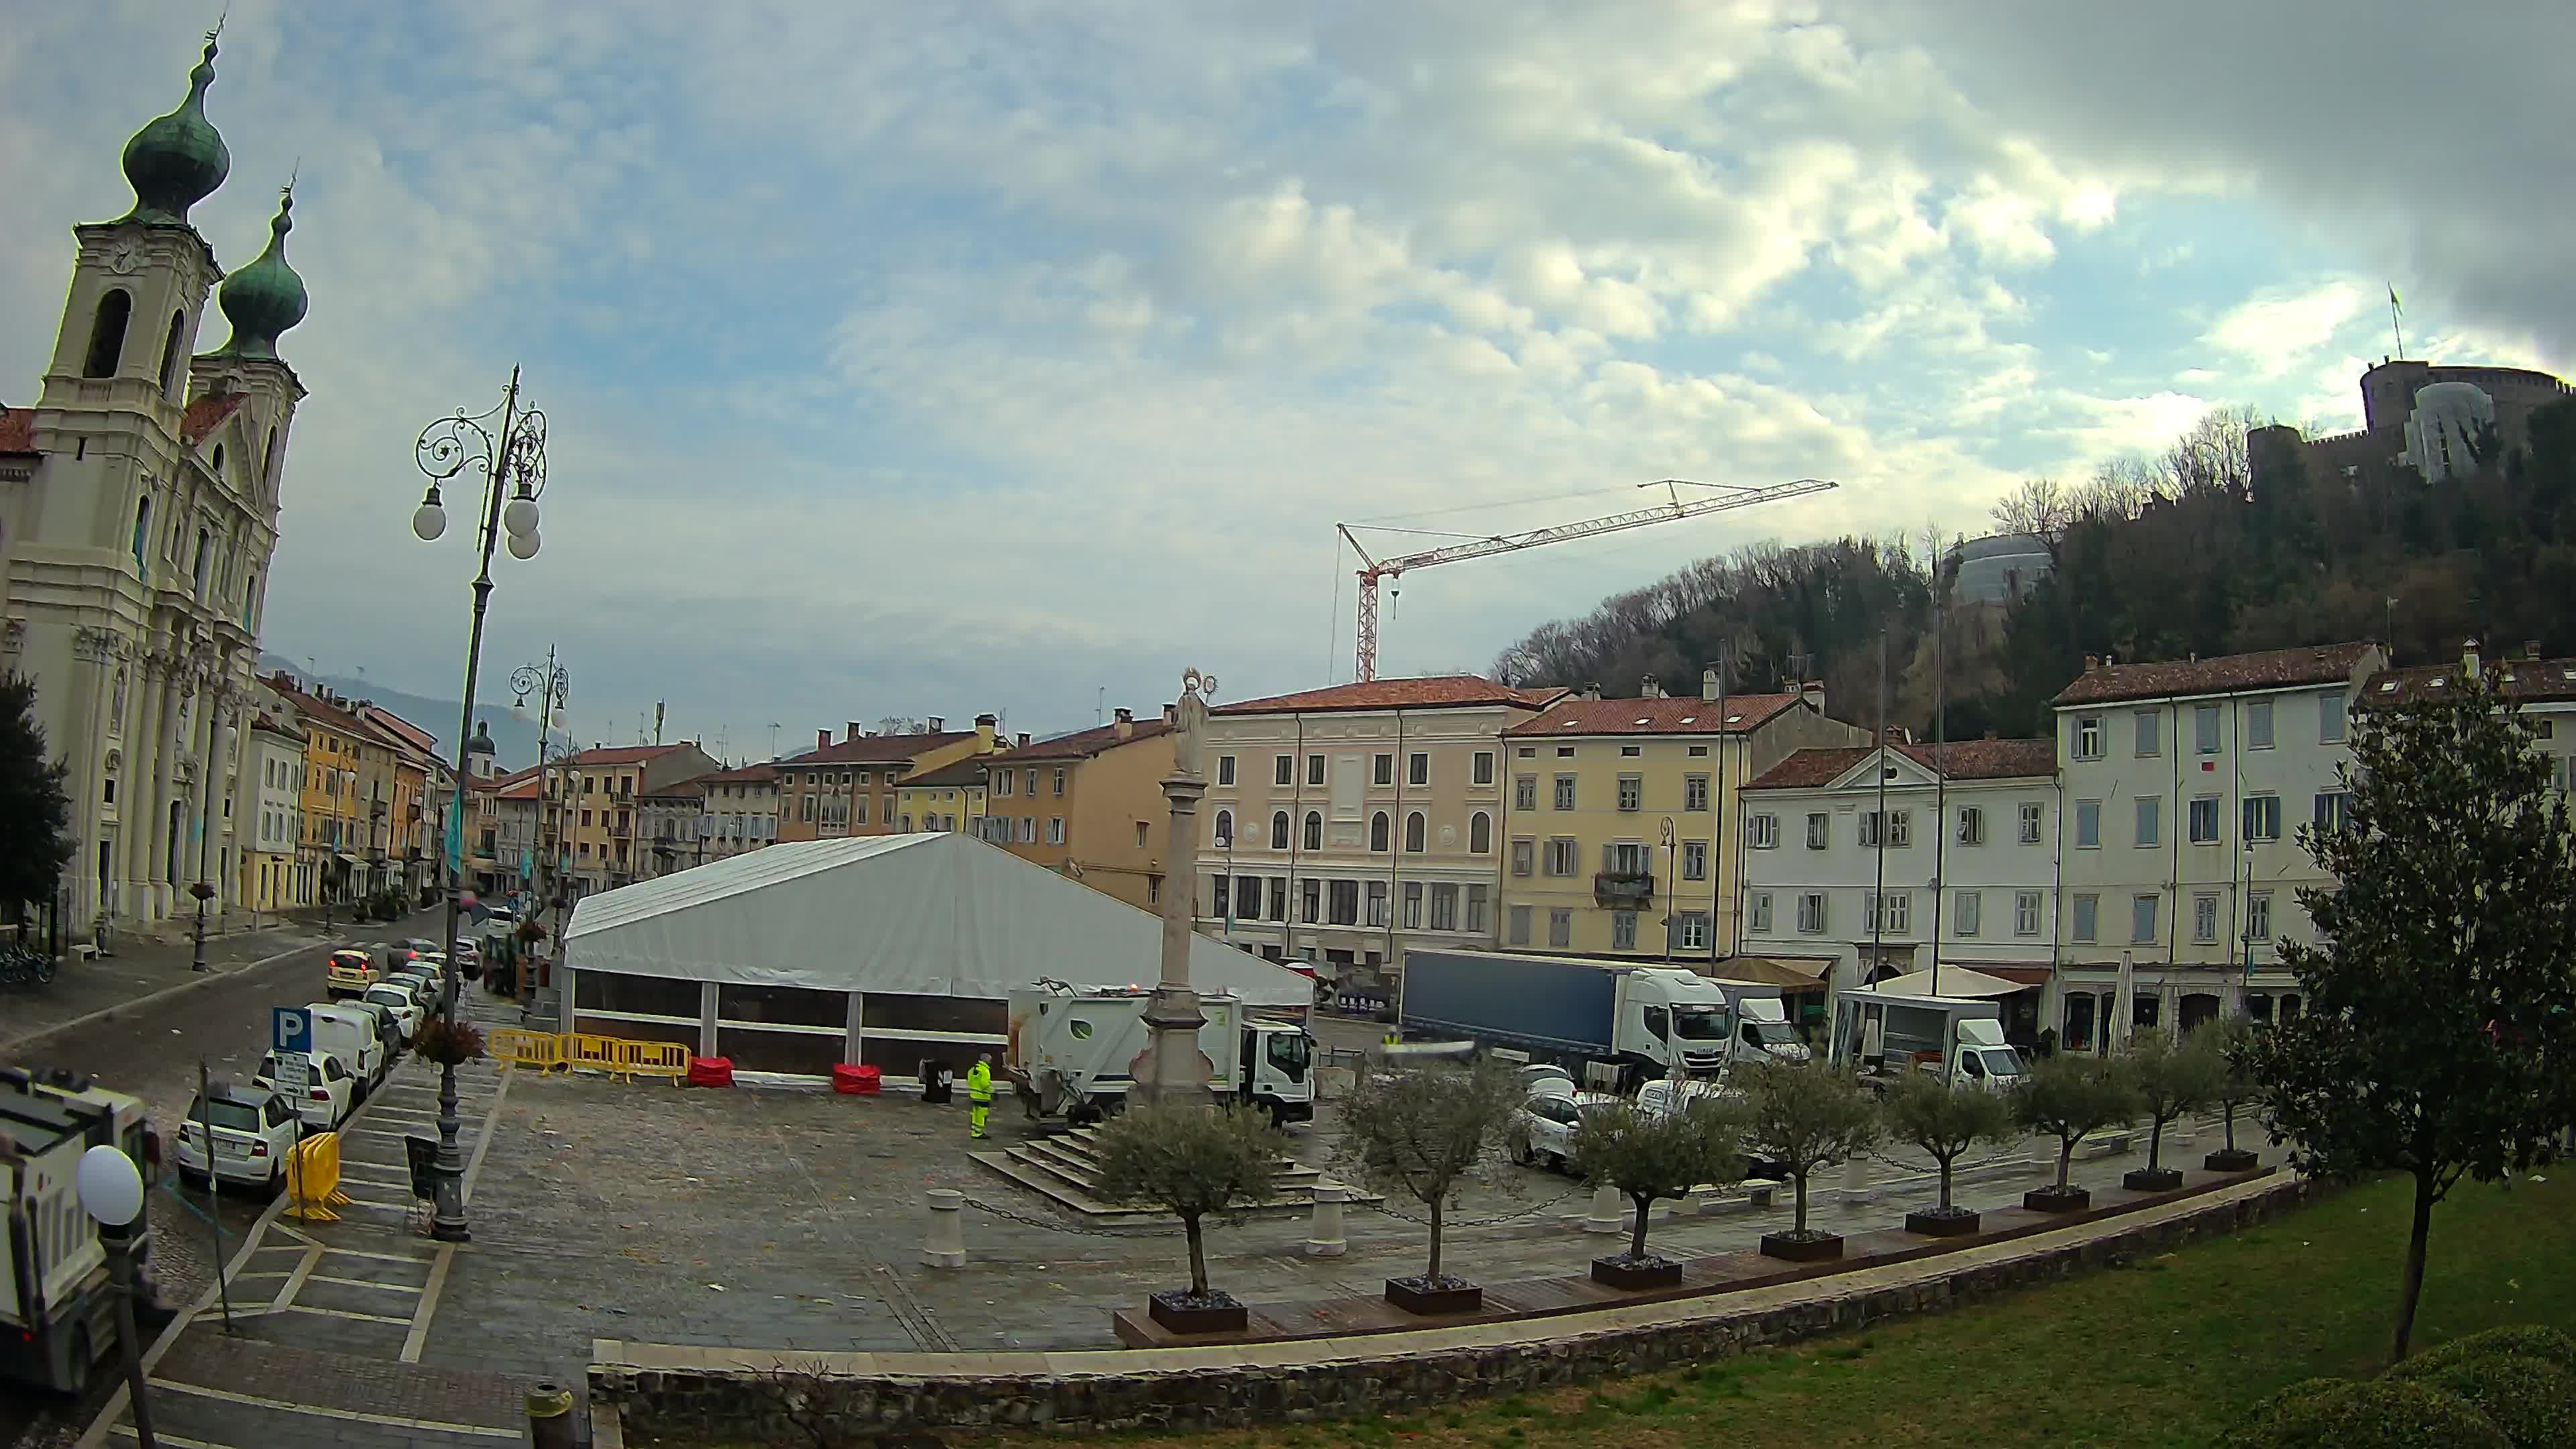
[1006,983,1318,1128]
[1401,948,1756,1089]
[1,1066,162,1395]
[1709,981,1813,1064]
[1827,989,2028,1093]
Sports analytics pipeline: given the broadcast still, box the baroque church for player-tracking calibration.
[0,32,309,931]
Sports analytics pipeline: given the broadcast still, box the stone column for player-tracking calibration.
[1303,1183,1349,1256]
[921,1189,966,1268]
[1130,670,1218,1111]
[1583,1181,1626,1234]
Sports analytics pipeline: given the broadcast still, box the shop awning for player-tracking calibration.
[1866,966,2028,999]
[1713,955,1834,989]
[333,852,362,867]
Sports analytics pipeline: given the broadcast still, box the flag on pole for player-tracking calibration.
[2388,284,2402,314]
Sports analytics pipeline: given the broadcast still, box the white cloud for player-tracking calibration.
[2202,281,2369,379]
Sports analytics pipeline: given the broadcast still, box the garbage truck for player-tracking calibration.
[1826,989,2026,1093]
[1006,983,1317,1127]
[1398,948,1751,1090]
[1,1066,162,1394]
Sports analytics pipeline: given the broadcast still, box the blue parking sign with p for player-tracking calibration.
[274,1006,312,1056]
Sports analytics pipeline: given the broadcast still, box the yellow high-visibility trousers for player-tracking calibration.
[969,1103,989,1139]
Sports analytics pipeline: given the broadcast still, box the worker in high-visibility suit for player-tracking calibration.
[965,1053,994,1140]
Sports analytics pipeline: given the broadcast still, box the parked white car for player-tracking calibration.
[252,1049,358,1134]
[304,1003,389,1093]
[173,1078,297,1194]
[1509,1090,1604,1173]
[362,983,427,1044]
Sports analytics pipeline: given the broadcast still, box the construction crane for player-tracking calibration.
[1337,476,1839,682]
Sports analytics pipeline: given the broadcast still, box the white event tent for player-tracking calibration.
[559,832,1314,1078]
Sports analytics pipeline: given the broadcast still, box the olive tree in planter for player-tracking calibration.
[2012,1053,2137,1212]
[1880,1068,2015,1237]
[1092,1102,1278,1335]
[1334,1055,1523,1315]
[2123,1029,2226,1191]
[1739,1059,1882,1263]
[1570,1093,1750,1288]
[2204,1019,2265,1173]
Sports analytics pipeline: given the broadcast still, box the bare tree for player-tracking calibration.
[1990,477,2073,558]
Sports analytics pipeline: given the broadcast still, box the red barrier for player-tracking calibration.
[832,1063,881,1095]
[686,1055,735,1087]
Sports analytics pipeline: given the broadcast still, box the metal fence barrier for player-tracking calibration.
[485,1029,694,1085]
[487,1027,566,1071]
[617,1040,690,1081]
[284,1131,354,1222]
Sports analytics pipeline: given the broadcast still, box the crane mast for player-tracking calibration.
[1338,476,1839,681]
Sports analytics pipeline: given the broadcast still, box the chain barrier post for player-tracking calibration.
[1839,1153,1876,1205]
[922,1188,967,1267]
[1302,1182,1348,1257]
[1582,1181,1625,1234]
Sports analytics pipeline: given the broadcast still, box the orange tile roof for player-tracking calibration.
[180,392,247,446]
[900,757,993,788]
[983,718,1173,762]
[0,408,32,453]
[777,731,976,766]
[1505,693,1803,737]
[1744,739,2057,791]
[1214,676,1564,716]
[2051,643,2375,707]
[2364,655,2576,707]
[565,743,692,767]
[697,762,780,784]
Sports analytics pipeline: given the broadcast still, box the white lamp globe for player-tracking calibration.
[502,495,540,539]
[506,529,541,560]
[75,1144,145,1227]
[412,500,447,542]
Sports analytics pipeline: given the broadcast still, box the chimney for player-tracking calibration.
[1580,682,1602,701]
[1016,732,1031,747]
[816,729,830,751]
[927,716,945,732]
[1161,703,1177,726]
[1114,706,1135,739]
[2526,639,2544,661]
[846,721,863,743]
[1701,667,1720,702]
[2084,654,2100,673]
[2462,638,2481,676]
[975,713,997,750]
[1801,680,1825,708]
[1640,676,1663,698]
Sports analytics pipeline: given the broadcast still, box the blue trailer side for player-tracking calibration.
[1399,949,1618,1058]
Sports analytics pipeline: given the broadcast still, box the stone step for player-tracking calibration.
[969,1150,1348,1224]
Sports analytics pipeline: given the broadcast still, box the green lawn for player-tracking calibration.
[1011,1171,2576,1449]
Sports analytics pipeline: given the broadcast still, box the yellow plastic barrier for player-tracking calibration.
[564,1033,629,1079]
[487,1027,566,1072]
[617,1039,691,1082]
[283,1131,355,1222]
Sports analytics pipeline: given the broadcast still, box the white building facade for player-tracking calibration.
[1738,739,2060,1045]
[1193,676,1562,983]
[0,36,309,932]
[240,711,305,912]
[2050,643,2385,1049]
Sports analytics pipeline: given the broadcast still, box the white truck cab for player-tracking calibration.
[1621,968,1739,1078]
[1829,989,2027,1092]
[1006,983,1317,1127]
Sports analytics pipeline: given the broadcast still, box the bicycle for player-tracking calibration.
[0,947,57,987]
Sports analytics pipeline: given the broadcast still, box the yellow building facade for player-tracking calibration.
[981,709,1176,912]
[894,755,988,833]
[1496,680,1864,961]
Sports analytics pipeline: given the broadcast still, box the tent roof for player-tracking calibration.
[561,832,1314,1010]
[1864,967,2027,1000]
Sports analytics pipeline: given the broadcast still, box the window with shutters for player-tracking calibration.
[1681,841,1707,880]
[1796,892,1827,933]
[1957,806,1984,845]
[1617,775,1642,811]
[2243,794,2282,842]
[1548,908,1572,949]
[1684,774,1709,811]
[1748,892,1773,932]
[1806,812,1829,849]
[1955,890,1981,937]
[1511,838,1534,876]
[2132,893,2159,943]
[1544,837,1578,875]
[2194,893,2220,943]
[2072,894,2098,943]
[2015,891,2043,936]
[1748,813,1778,849]
[1508,904,1533,946]
[1611,911,1637,949]
[2245,699,2274,750]
[1514,775,1538,810]
[2190,796,2220,843]
[1553,775,1576,810]
[2135,796,2161,847]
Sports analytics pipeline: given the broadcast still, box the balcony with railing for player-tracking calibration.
[1593,870,1654,908]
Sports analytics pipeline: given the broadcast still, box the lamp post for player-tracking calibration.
[511,649,570,974]
[410,368,549,1243]
[76,1144,156,1448]
[1131,668,1218,1110]
[1218,826,1236,942]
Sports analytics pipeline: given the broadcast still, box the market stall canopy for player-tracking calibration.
[1864,966,2025,1000]
[1713,956,1834,989]
[561,832,1313,1010]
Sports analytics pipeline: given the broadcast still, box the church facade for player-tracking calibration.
[0,32,312,932]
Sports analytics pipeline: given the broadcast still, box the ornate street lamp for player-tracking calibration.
[409,368,548,1242]
[511,651,570,996]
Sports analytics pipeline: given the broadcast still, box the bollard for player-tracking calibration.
[1303,1182,1348,1257]
[922,1188,967,1269]
[526,1381,577,1449]
[1839,1154,1876,1205]
[1582,1181,1626,1234]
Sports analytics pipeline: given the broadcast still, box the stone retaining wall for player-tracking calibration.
[597,1176,2316,1440]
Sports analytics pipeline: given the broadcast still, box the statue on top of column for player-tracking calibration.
[1171,668,1218,780]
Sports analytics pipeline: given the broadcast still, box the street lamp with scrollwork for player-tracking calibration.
[408,367,549,1243]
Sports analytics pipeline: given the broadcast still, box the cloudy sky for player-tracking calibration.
[5,1,2568,764]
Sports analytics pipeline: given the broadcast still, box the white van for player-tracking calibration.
[303,1003,388,1095]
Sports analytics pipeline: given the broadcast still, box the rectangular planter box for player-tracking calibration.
[2204,1148,2261,1173]
[2123,1167,2186,1192]
[1148,1291,1248,1336]
[1758,1232,1843,1263]
[1384,1278,1484,1316]
[1905,1208,1981,1238]
[2023,1185,2091,1214]
[1590,1256,1685,1290]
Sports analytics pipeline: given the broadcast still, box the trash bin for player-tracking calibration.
[404,1135,439,1203]
[920,1059,954,1104]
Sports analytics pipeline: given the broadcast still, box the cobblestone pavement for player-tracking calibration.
[70,984,527,1449]
[437,1061,2280,1390]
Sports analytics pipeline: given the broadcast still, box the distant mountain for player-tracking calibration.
[257,655,564,771]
